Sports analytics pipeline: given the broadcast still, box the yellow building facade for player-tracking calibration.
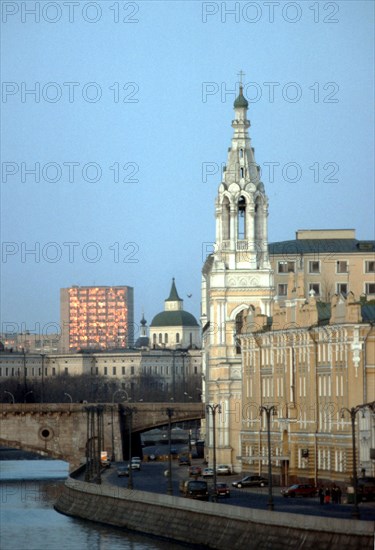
[239,285,375,485]
[270,229,375,303]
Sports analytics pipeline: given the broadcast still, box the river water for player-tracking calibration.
[0,460,190,550]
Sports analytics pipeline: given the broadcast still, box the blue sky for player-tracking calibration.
[1,0,374,339]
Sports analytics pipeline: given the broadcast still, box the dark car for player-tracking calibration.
[180,480,209,501]
[357,477,375,501]
[117,466,129,477]
[215,482,230,498]
[232,475,268,488]
[178,455,191,466]
[281,484,317,498]
[189,465,202,476]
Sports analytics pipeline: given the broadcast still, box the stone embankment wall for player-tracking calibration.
[55,477,374,550]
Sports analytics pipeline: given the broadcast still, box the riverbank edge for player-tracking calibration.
[54,476,375,550]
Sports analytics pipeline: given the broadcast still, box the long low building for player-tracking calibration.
[0,348,203,402]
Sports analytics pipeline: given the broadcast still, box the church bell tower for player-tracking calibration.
[201,75,274,472]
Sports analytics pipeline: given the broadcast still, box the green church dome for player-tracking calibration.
[234,86,249,109]
[150,310,199,328]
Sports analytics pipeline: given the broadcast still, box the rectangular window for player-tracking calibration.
[113,367,116,375]
[104,367,108,375]
[52,367,56,376]
[131,366,134,375]
[365,283,375,295]
[336,260,348,274]
[278,261,295,273]
[336,283,348,296]
[278,284,288,296]
[122,366,125,375]
[309,283,320,296]
[309,261,320,274]
[365,260,375,273]
[64,367,68,375]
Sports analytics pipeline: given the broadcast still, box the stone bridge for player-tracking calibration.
[0,402,205,470]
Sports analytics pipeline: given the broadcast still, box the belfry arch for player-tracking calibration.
[237,195,247,239]
[222,196,230,240]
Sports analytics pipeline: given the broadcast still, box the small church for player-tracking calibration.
[149,279,200,349]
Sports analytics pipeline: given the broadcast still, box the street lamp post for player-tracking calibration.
[181,352,187,400]
[259,405,277,511]
[166,407,174,495]
[206,403,221,499]
[40,353,45,404]
[22,348,27,393]
[4,391,15,403]
[172,351,176,401]
[340,401,375,519]
[24,390,33,403]
[124,406,135,490]
[64,392,73,403]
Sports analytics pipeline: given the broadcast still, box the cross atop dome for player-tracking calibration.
[237,69,245,86]
[234,70,248,110]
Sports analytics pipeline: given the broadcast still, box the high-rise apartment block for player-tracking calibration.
[60,286,134,352]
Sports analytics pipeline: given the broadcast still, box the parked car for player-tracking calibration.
[202,468,214,478]
[232,475,268,488]
[217,464,231,475]
[281,484,317,498]
[189,465,202,476]
[178,455,191,466]
[130,457,141,470]
[100,451,111,468]
[215,482,230,498]
[180,480,209,501]
[117,466,129,477]
[357,477,375,501]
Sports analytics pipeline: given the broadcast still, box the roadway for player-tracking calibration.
[102,459,375,522]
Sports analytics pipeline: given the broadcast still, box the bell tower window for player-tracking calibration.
[240,148,244,158]
[222,197,230,240]
[238,196,246,239]
[254,197,263,241]
[240,167,244,178]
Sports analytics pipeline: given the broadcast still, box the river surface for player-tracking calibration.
[0,459,192,550]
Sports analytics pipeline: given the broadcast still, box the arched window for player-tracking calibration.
[159,333,162,343]
[240,148,244,158]
[254,196,263,241]
[240,167,244,178]
[238,196,246,239]
[176,333,180,344]
[222,197,230,240]
[153,334,156,344]
[235,311,245,354]
[165,333,168,344]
